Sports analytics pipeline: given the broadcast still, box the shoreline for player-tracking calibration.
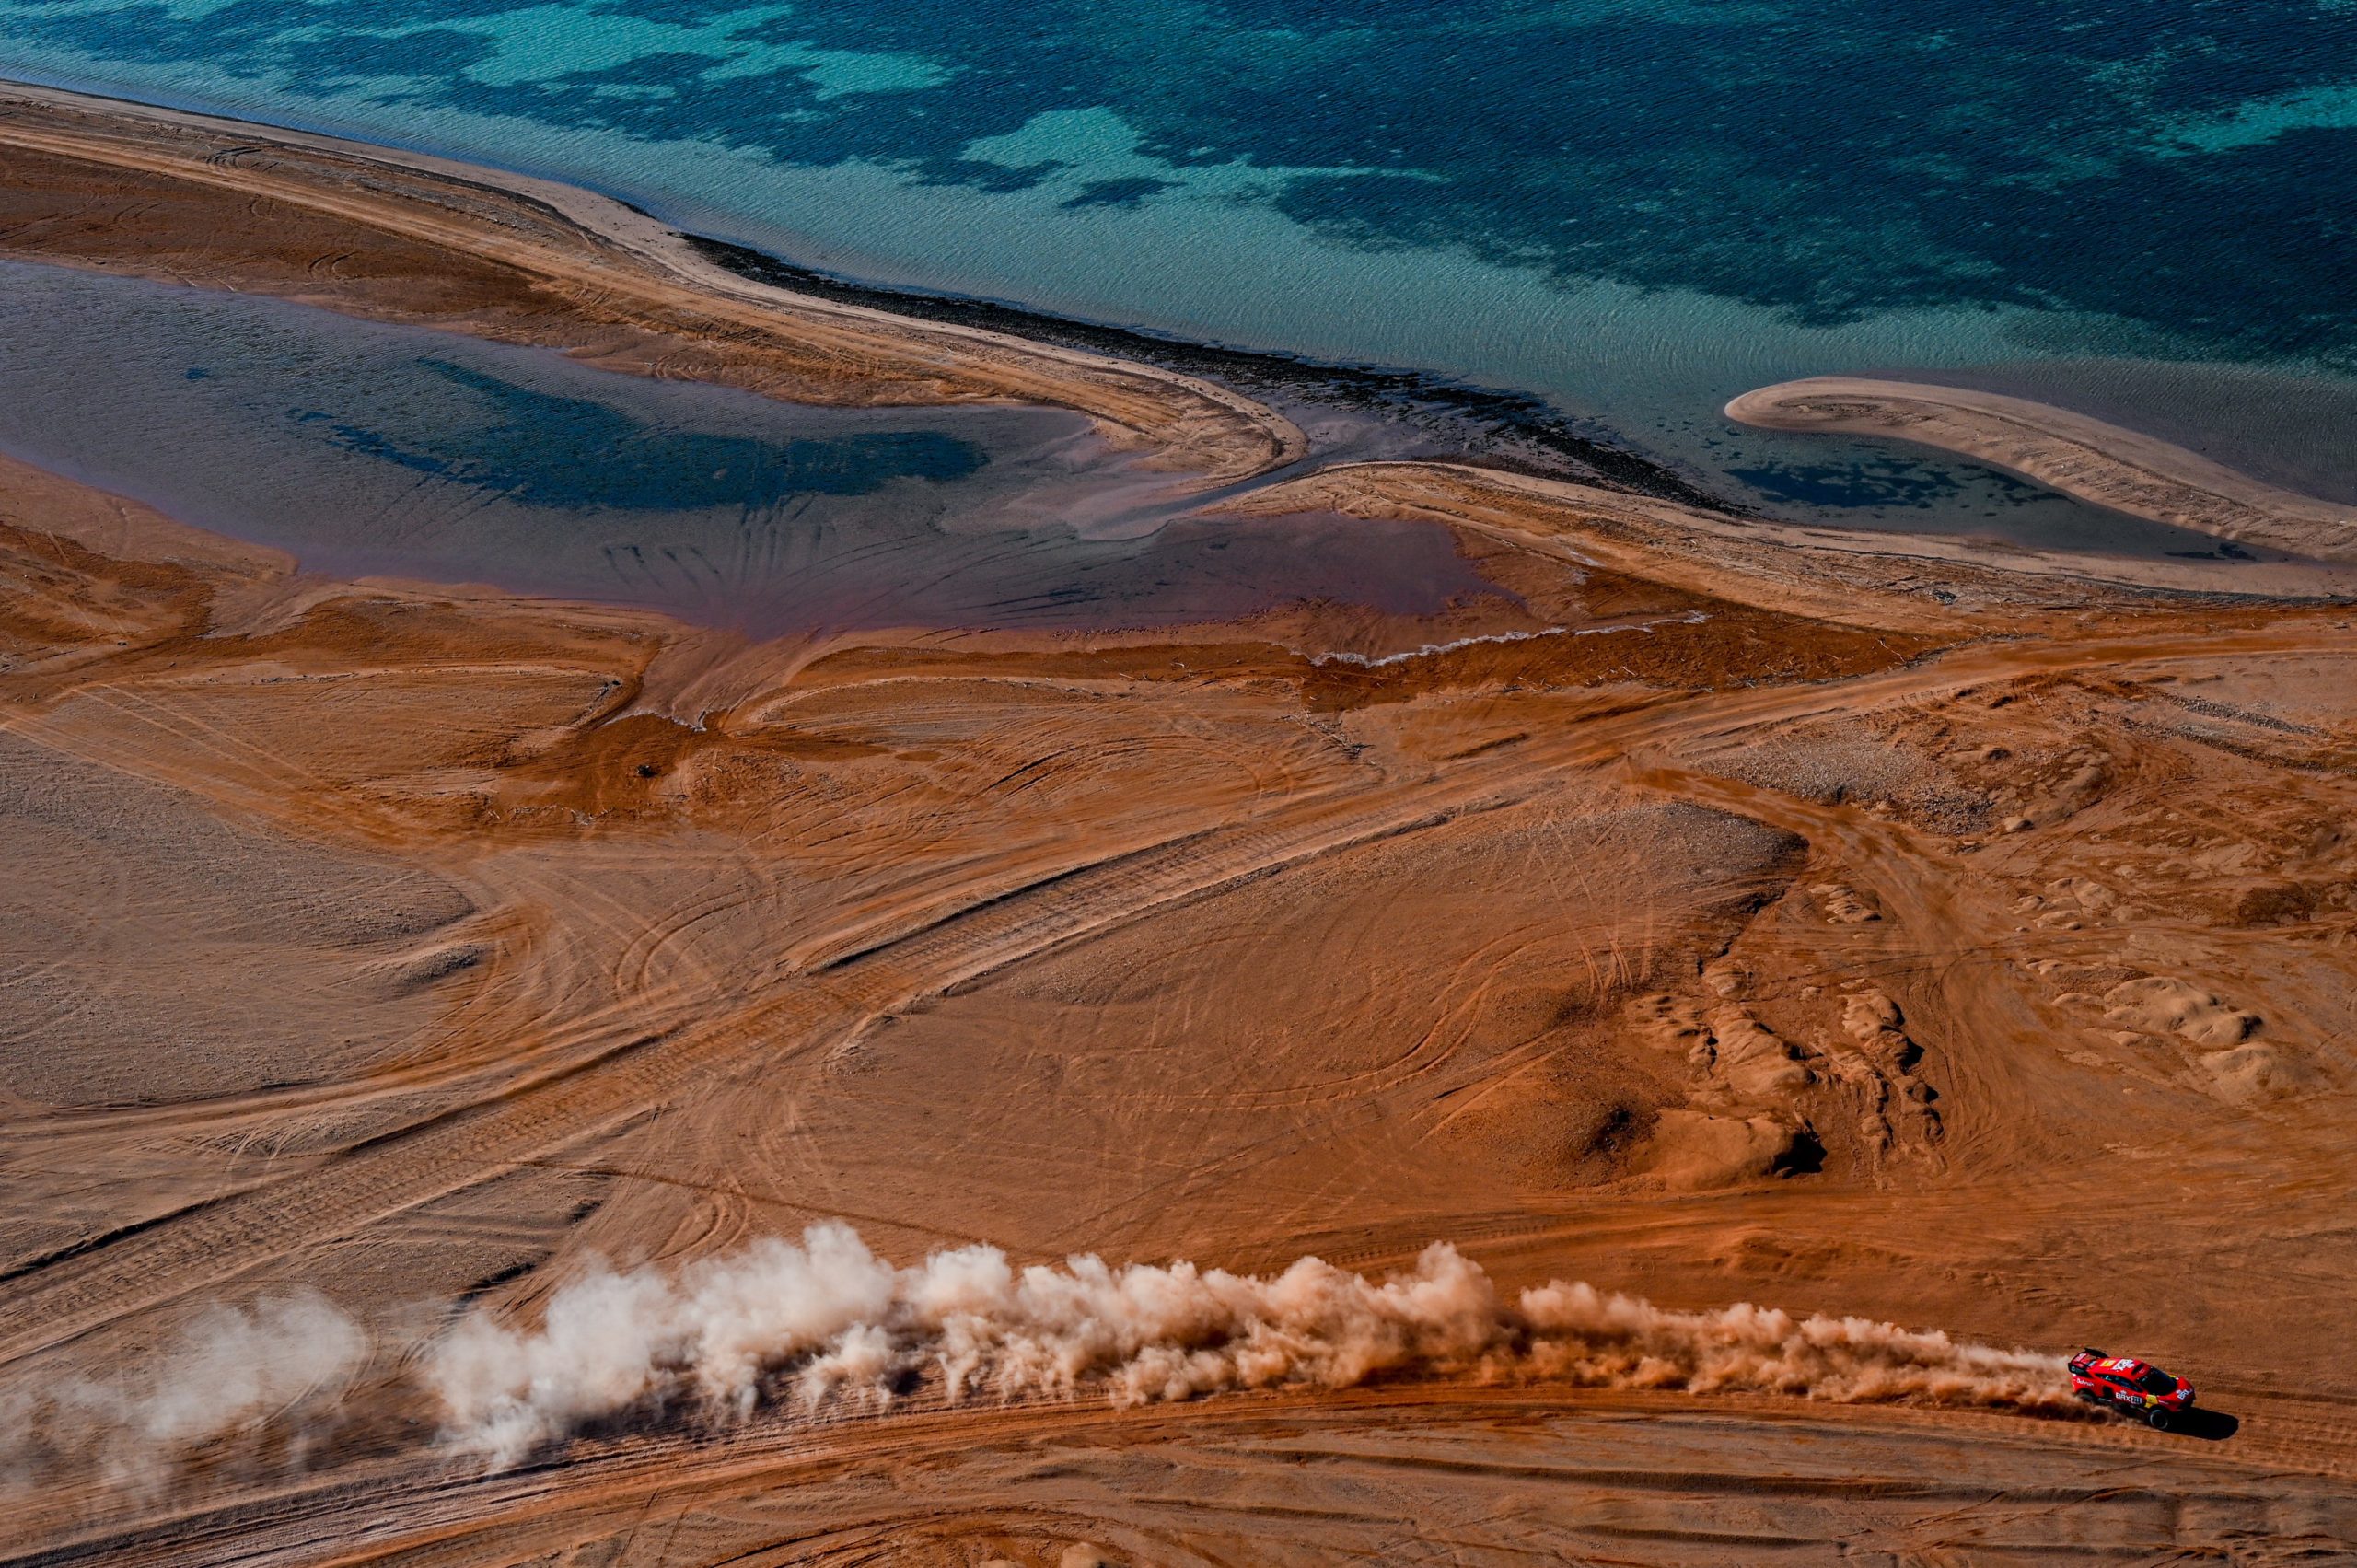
[0,78,1304,484]
[1727,377,2357,565]
[1,75,2351,624]
[1219,460,2357,631]
[0,74,1736,512]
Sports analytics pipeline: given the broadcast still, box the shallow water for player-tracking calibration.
[3,1,2352,525]
[1870,359,2357,510]
[0,261,1494,634]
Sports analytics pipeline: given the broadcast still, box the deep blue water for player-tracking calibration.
[1,1,2352,524]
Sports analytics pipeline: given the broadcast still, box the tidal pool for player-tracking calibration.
[0,260,1492,635]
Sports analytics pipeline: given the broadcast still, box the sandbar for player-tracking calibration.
[1728,376,2357,563]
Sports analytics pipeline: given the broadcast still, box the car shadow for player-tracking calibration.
[2174,1407,2240,1441]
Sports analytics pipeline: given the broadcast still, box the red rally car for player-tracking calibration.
[2070,1349,2195,1429]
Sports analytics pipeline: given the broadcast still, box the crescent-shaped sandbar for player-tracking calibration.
[1727,377,2357,563]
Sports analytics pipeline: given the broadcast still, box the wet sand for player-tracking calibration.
[8,76,2353,603]
[1729,376,2357,563]
[4,80,2357,1568]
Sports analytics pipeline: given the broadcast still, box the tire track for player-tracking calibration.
[0,623,2340,1365]
[12,1386,2344,1568]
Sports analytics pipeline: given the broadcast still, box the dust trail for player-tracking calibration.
[425,1223,2070,1466]
[3,1291,365,1485]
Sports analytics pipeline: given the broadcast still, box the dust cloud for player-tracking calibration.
[3,1231,2069,1482]
[3,1291,365,1484]
[425,1223,2070,1465]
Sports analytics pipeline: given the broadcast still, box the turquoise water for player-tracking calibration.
[1,2,2352,517]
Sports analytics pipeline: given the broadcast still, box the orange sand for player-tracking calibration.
[3,86,2356,1566]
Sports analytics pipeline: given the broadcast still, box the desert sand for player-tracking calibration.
[3,85,2357,1566]
[1728,376,2357,563]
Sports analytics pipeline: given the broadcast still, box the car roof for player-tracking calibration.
[2094,1356,2152,1376]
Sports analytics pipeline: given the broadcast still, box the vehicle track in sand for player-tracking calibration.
[11,1385,2350,1567]
[0,621,2333,1369]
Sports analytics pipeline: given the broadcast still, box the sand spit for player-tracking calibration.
[0,80,1301,482]
[7,75,2355,615]
[1728,376,2357,563]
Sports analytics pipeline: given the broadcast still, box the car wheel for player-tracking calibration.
[2147,1408,2172,1432]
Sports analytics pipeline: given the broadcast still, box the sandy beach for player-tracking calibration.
[4,78,2357,1567]
[1729,375,2357,563]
